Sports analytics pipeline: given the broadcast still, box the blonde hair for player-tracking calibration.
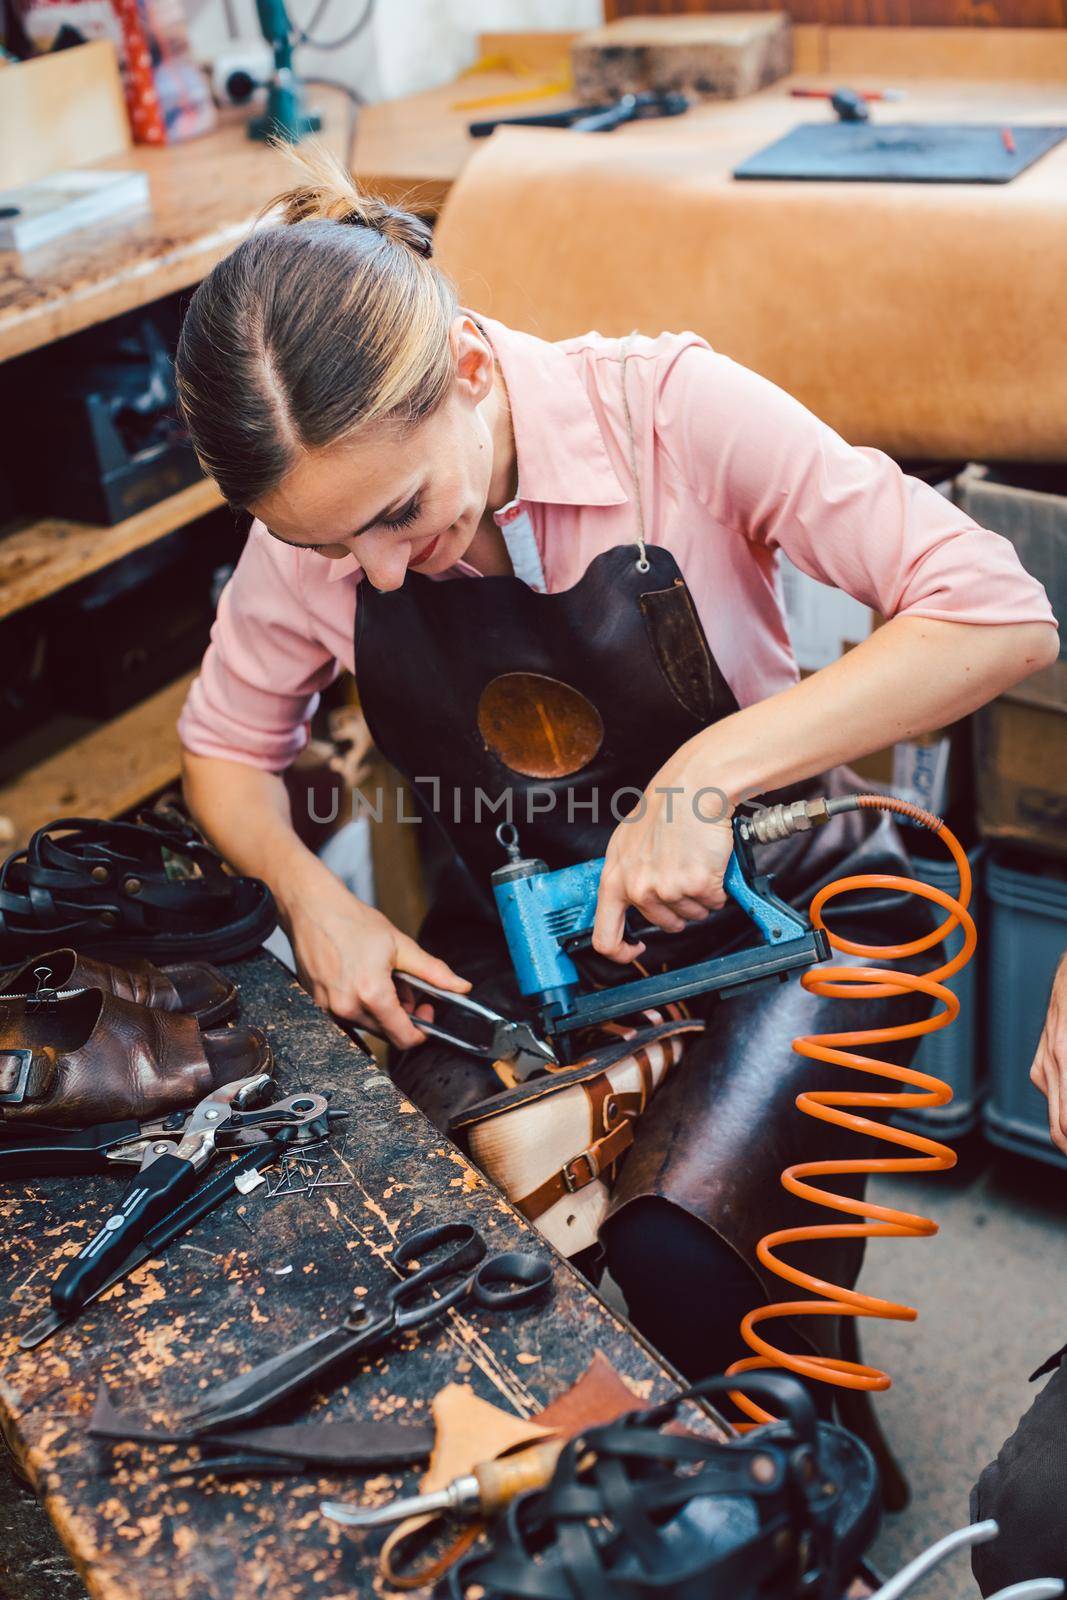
[175,142,458,507]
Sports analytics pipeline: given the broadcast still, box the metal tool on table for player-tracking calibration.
[789,85,905,123]
[183,1220,553,1435]
[470,88,688,138]
[26,1076,345,1320]
[393,973,557,1079]
[491,809,830,1053]
[20,1142,281,1350]
[0,1082,339,1182]
[89,1382,435,1482]
[322,1435,566,1529]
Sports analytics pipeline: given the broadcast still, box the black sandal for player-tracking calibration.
[442,1372,880,1600]
[0,812,276,971]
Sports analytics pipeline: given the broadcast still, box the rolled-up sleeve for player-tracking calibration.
[657,342,1059,632]
[178,523,341,771]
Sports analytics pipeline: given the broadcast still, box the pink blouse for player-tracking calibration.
[178,316,1056,771]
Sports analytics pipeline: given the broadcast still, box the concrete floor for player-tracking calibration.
[862,1135,1067,1597]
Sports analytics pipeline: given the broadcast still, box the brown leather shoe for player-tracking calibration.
[0,948,238,1028]
[0,989,272,1127]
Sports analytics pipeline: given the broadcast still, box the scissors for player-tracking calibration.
[185,1221,553,1435]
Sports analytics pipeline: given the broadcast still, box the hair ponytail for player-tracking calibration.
[268,140,434,257]
[175,142,455,508]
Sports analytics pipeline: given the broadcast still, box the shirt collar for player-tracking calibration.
[477,314,628,510]
[324,314,627,585]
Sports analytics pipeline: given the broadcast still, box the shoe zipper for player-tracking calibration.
[0,988,89,1001]
[0,967,89,1004]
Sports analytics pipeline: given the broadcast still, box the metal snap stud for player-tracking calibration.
[90,865,109,883]
[124,877,142,896]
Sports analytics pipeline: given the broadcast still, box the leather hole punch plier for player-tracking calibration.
[8,1074,347,1342]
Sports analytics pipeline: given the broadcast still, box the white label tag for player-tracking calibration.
[495,499,547,592]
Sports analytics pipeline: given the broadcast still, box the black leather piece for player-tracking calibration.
[441,1372,880,1600]
[0,813,276,970]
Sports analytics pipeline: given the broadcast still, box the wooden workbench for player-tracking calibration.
[0,952,696,1600]
[352,22,1067,207]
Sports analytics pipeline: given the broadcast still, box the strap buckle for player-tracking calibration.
[562,1149,600,1194]
[0,1049,36,1105]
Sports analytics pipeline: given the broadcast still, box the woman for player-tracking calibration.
[176,147,1057,1381]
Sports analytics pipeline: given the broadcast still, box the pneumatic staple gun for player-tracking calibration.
[491,810,831,1056]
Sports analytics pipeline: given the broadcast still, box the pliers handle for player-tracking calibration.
[49,1073,274,1317]
[394,974,557,1078]
[0,1120,144,1179]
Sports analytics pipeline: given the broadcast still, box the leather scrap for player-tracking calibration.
[87,1383,433,1468]
[380,1350,642,1588]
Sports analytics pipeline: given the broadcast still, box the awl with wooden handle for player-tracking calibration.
[321,1437,565,1529]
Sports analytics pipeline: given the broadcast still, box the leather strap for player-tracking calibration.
[633,1043,655,1100]
[516,1118,635,1222]
[0,815,236,943]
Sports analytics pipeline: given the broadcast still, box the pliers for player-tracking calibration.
[394,974,557,1080]
[0,1077,339,1180]
[3,1074,345,1323]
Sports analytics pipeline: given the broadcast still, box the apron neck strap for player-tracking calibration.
[618,334,651,574]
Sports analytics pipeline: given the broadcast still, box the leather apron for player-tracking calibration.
[352,368,933,1355]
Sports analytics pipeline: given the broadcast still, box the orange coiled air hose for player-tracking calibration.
[728,794,977,1428]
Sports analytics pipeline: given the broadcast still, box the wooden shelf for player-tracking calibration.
[0,93,350,366]
[0,478,224,621]
[0,671,194,849]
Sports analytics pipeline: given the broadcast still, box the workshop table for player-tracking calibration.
[358,25,1067,463]
[0,952,700,1600]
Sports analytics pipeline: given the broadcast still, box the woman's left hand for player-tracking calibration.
[591,745,735,962]
[1030,953,1067,1156]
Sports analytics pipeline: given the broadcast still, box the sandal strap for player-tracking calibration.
[0,815,242,947]
[68,952,182,1011]
[445,1374,844,1600]
[0,992,213,1126]
[516,1120,635,1221]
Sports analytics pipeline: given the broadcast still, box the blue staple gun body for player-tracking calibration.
[491,815,830,1051]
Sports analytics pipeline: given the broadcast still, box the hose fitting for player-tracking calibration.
[745,796,832,845]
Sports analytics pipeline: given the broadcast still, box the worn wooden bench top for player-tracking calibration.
[0,952,690,1600]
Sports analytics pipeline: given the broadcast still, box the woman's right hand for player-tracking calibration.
[279,853,471,1050]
